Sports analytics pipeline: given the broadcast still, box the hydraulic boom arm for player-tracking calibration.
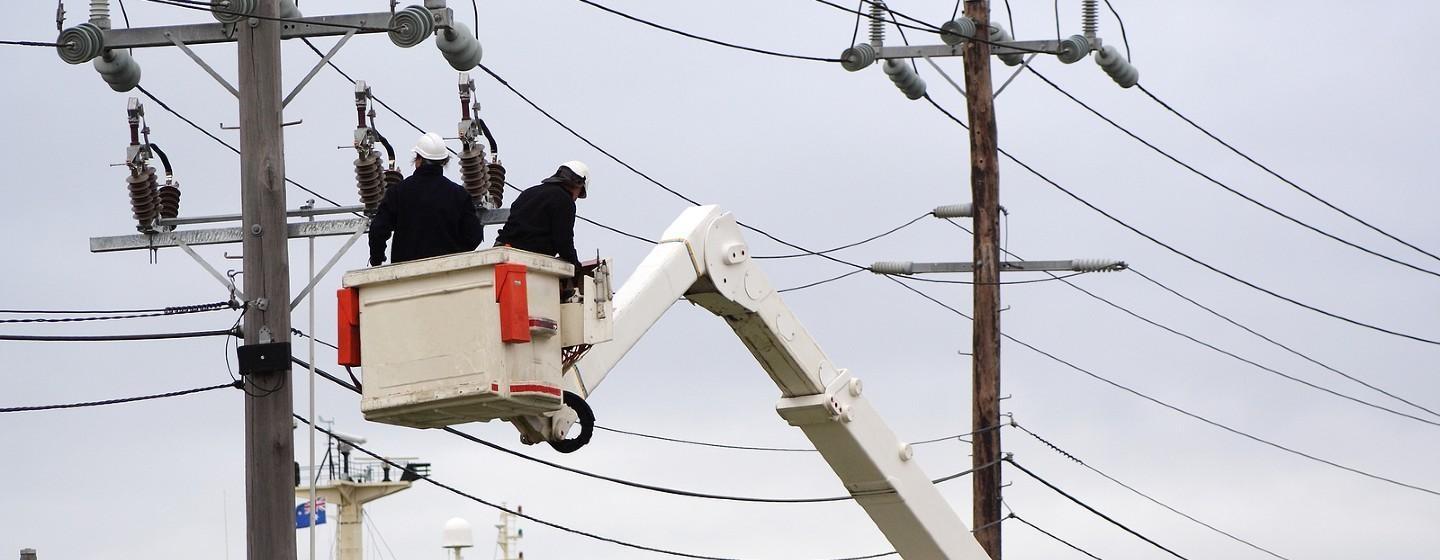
[565,206,989,560]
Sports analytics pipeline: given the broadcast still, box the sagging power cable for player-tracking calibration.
[923,94,1440,346]
[0,328,238,342]
[0,301,232,323]
[575,0,842,63]
[1027,67,1440,279]
[1,380,241,413]
[1013,422,1292,559]
[1007,458,1191,560]
[294,414,897,560]
[292,355,991,504]
[1010,515,1104,560]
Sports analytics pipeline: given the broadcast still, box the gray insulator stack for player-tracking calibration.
[436,23,482,70]
[94,49,141,92]
[1082,0,1099,39]
[1058,34,1092,64]
[388,5,435,48]
[1095,45,1139,88]
[56,22,105,64]
[157,180,181,222]
[277,0,301,19]
[459,146,489,205]
[383,168,404,192]
[354,152,386,214]
[839,43,876,72]
[486,159,506,208]
[883,59,926,100]
[987,24,1024,66]
[90,0,111,29]
[868,1,886,47]
[940,18,977,46]
[127,166,159,231]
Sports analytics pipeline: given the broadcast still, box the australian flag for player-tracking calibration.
[296,497,327,529]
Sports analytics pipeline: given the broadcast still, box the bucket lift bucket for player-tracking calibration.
[340,247,608,428]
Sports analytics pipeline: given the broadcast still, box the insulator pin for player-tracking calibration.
[354,152,386,214]
[210,0,256,24]
[486,160,506,208]
[988,25,1024,66]
[94,48,142,92]
[459,147,489,205]
[1095,45,1139,88]
[127,166,159,231]
[883,59,926,100]
[940,18,976,46]
[389,5,435,48]
[1058,34,1092,64]
[56,23,105,64]
[436,22,483,70]
[840,43,876,72]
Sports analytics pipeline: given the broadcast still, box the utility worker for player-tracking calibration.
[368,132,484,266]
[494,161,589,277]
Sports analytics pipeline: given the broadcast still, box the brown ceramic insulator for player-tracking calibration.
[486,160,506,208]
[127,166,159,231]
[459,147,488,204]
[383,168,403,192]
[354,152,386,213]
[157,183,181,220]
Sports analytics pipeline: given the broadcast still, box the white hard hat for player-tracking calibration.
[412,132,449,161]
[560,160,589,197]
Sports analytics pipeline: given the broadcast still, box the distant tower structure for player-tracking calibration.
[495,505,524,560]
[296,430,428,560]
[19,549,38,560]
[442,517,474,560]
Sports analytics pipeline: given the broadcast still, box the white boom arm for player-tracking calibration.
[566,206,989,560]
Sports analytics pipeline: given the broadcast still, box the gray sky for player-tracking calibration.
[2,1,1437,559]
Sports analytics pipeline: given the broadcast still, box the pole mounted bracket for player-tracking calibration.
[237,341,293,375]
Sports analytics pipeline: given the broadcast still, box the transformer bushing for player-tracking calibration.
[459,146,489,205]
[127,166,159,231]
[354,152,387,214]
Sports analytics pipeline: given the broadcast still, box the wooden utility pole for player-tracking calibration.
[239,1,296,559]
[962,0,1003,557]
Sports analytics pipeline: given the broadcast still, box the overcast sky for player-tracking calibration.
[2,1,1437,559]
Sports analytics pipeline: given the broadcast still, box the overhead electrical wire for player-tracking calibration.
[296,415,898,560]
[293,355,990,504]
[1026,67,1440,280]
[1006,458,1191,560]
[883,276,1440,497]
[812,0,1055,55]
[0,40,61,47]
[1100,0,1131,61]
[0,380,241,413]
[574,0,842,63]
[939,218,1440,426]
[0,300,230,316]
[1127,265,1440,418]
[778,269,868,293]
[0,301,233,323]
[922,94,1440,346]
[1011,515,1104,560]
[755,213,930,260]
[1136,84,1440,264]
[0,328,238,342]
[1014,422,1292,559]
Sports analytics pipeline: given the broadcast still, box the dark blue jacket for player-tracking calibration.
[368,164,483,265]
[494,182,580,271]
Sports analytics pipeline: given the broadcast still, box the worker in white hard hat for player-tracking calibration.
[368,132,484,266]
[494,161,590,280]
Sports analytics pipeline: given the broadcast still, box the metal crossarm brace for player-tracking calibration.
[284,28,357,107]
[289,218,368,310]
[91,209,510,253]
[167,32,238,97]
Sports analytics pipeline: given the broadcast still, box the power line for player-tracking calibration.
[811,0,1055,55]
[1011,515,1103,560]
[294,354,988,504]
[1136,83,1440,265]
[1014,422,1291,559]
[778,269,867,293]
[1026,66,1440,280]
[922,93,1440,346]
[1127,266,1440,418]
[574,0,842,62]
[0,300,231,315]
[0,301,233,323]
[1,380,240,413]
[886,276,1440,497]
[143,0,391,32]
[1007,458,1190,560]
[1100,0,1131,61]
[755,213,930,260]
[296,415,898,560]
[0,328,238,342]
[939,219,1440,426]
[0,40,61,47]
